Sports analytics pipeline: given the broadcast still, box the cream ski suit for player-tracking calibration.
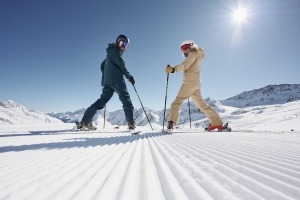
[168,47,223,126]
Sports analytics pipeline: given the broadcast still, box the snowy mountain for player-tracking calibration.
[47,97,226,127]
[48,107,163,126]
[2,84,300,126]
[0,100,63,125]
[221,84,300,108]
[47,108,88,124]
[48,84,300,127]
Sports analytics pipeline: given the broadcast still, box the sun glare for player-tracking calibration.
[233,8,247,23]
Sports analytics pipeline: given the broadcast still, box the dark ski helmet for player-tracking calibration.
[116,34,130,45]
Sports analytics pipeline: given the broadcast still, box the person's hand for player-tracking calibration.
[166,65,174,73]
[129,76,135,85]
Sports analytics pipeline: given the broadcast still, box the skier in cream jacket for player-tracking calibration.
[165,40,226,131]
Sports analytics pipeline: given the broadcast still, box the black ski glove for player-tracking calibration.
[129,76,135,85]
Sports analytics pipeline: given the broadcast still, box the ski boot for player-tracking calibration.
[128,120,140,135]
[128,120,136,130]
[80,121,97,131]
[205,123,223,131]
[165,121,175,134]
[72,121,81,131]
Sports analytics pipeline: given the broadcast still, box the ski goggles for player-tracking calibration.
[181,44,191,52]
[119,41,129,49]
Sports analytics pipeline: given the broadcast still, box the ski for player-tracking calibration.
[162,129,172,134]
[204,128,232,132]
[130,130,141,135]
[72,123,141,135]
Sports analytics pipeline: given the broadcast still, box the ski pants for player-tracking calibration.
[168,83,223,126]
[82,83,134,123]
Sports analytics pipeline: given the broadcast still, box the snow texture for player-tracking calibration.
[1,84,300,200]
[0,123,300,200]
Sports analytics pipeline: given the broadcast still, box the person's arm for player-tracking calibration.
[113,49,132,80]
[174,52,198,72]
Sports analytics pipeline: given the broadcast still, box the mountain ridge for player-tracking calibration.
[221,84,300,108]
[1,83,300,126]
[0,100,63,125]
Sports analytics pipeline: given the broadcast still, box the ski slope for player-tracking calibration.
[0,124,299,200]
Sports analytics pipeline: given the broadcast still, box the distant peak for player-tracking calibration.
[226,84,300,101]
[0,100,20,108]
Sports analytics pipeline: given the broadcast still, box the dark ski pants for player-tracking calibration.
[82,83,134,123]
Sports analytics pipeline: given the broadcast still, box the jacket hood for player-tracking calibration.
[197,47,205,60]
[190,47,205,60]
[106,43,120,53]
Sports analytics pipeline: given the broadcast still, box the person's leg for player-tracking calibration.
[168,83,197,124]
[111,83,134,122]
[82,86,114,123]
[192,88,223,126]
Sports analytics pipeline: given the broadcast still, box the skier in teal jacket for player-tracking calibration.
[80,35,135,131]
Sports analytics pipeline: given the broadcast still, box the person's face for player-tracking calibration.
[120,47,126,52]
[118,41,129,52]
[181,44,191,57]
[182,48,190,56]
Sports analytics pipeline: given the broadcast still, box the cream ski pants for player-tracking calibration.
[168,83,223,126]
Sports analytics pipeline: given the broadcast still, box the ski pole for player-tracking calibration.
[188,98,191,129]
[103,105,106,129]
[163,73,169,130]
[132,84,153,130]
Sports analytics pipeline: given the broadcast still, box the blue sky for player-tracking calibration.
[1,0,300,113]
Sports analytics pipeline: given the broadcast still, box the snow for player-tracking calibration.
[1,121,300,199]
[1,98,300,200]
[44,94,300,129]
[0,100,62,125]
[221,84,300,108]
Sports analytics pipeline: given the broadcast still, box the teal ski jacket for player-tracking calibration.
[100,43,132,86]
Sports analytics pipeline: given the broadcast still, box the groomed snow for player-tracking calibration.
[0,124,299,200]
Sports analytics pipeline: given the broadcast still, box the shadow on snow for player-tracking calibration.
[0,130,131,138]
[0,132,167,153]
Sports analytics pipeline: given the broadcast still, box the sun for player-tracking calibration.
[233,8,247,23]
